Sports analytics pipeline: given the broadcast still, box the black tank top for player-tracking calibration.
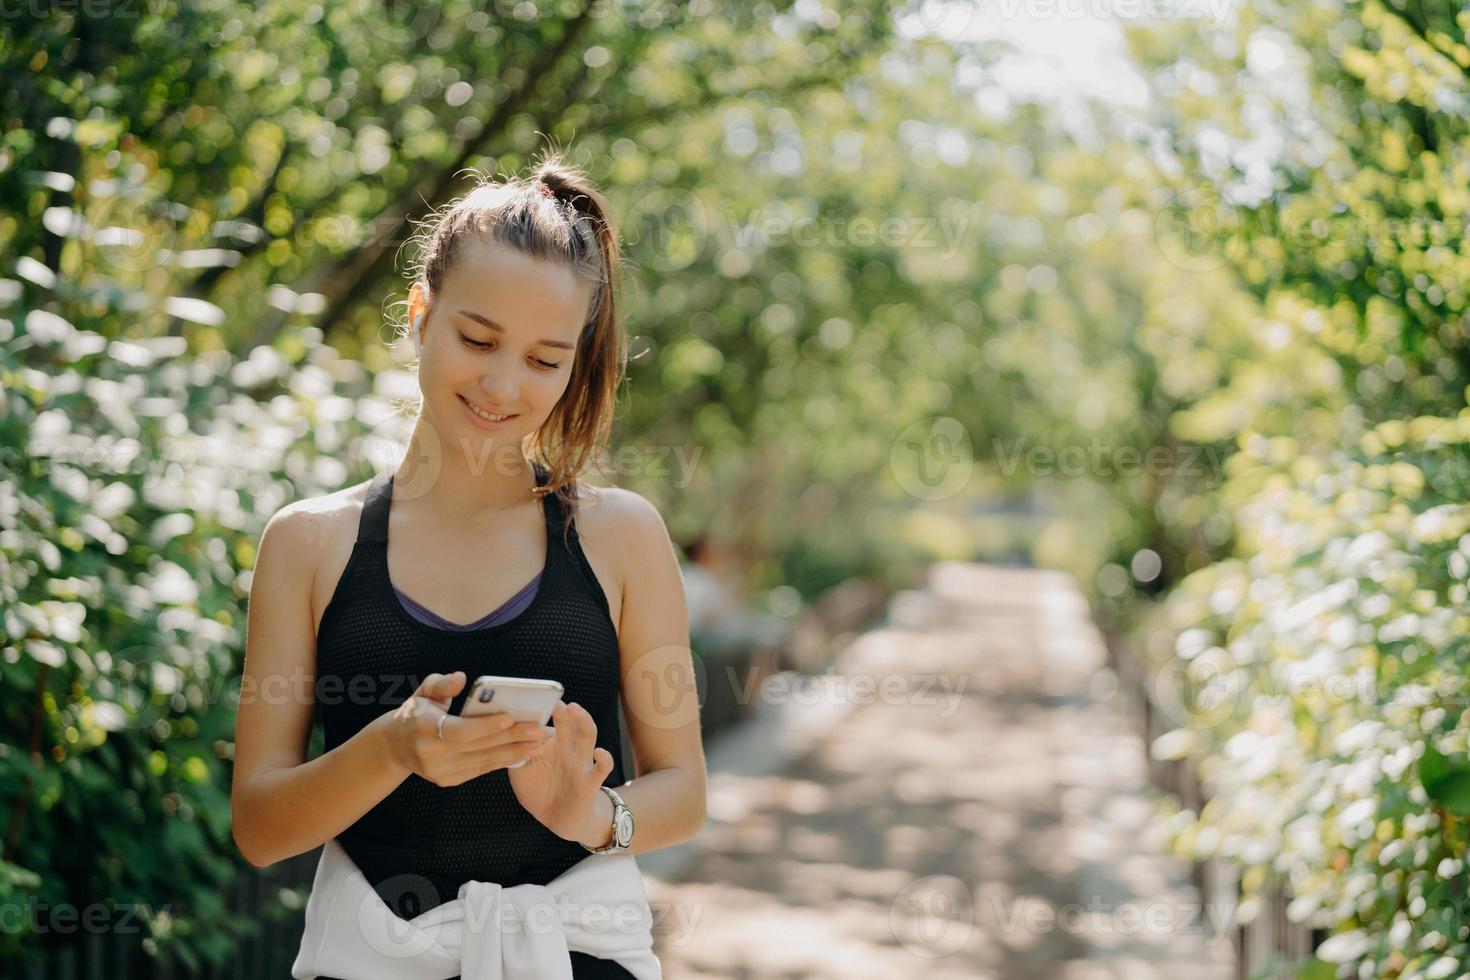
[312,462,637,979]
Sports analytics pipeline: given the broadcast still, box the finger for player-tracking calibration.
[418,671,466,704]
[489,739,544,769]
[570,702,596,746]
[592,746,614,776]
[458,720,547,750]
[447,740,535,780]
[500,719,550,743]
[553,703,577,741]
[456,733,543,759]
[439,711,515,743]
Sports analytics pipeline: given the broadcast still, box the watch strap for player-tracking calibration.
[583,785,629,854]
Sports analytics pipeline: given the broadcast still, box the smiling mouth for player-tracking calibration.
[458,394,518,424]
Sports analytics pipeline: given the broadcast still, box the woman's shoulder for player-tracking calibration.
[259,478,379,637]
[262,478,376,593]
[570,482,672,555]
[272,477,374,536]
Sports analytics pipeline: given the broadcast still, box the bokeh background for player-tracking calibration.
[4,0,1470,976]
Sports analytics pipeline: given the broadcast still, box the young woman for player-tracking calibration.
[230,154,708,979]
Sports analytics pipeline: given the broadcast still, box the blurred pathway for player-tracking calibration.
[639,562,1236,979]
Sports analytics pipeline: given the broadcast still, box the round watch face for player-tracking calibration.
[614,808,634,846]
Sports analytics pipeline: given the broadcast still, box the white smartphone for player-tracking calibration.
[460,675,565,768]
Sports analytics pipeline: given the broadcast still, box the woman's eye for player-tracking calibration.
[458,334,560,370]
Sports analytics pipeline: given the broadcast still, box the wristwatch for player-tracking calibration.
[582,785,634,854]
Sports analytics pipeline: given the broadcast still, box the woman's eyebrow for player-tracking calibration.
[455,309,575,349]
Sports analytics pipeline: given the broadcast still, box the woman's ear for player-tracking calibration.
[407,282,432,356]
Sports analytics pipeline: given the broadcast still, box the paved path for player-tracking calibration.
[638,562,1237,979]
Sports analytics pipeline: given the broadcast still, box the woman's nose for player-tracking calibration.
[478,375,519,405]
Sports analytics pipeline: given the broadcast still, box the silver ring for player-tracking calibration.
[436,713,448,741]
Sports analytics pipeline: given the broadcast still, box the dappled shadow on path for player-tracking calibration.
[645,563,1235,978]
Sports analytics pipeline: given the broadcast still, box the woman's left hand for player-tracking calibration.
[508,700,616,843]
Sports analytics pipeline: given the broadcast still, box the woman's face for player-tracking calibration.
[410,238,596,467]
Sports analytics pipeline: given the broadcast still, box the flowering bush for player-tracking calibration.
[0,299,412,968]
[1147,414,1470,977]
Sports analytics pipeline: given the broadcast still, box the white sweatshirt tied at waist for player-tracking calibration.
[291,837,664,979]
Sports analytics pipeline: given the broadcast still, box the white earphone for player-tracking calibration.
[411,314,424,356]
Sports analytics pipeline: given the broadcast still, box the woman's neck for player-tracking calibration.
[393,430,539,526]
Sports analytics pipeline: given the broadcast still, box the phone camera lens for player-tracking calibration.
[478,688,494,702]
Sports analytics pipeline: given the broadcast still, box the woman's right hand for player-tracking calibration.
[377,671,550,787]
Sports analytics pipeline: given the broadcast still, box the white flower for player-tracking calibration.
[1315,929,1370,963]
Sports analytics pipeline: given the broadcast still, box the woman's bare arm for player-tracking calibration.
[229,505,411,868]
[573,489,708,852]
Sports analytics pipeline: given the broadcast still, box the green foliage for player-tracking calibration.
[14,0,1470,974]
[1421,746,1470,817]
[0,298,403,966]
[1,0,981,971]
[1133,1,1470,975]
[1144,416,1470,974]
